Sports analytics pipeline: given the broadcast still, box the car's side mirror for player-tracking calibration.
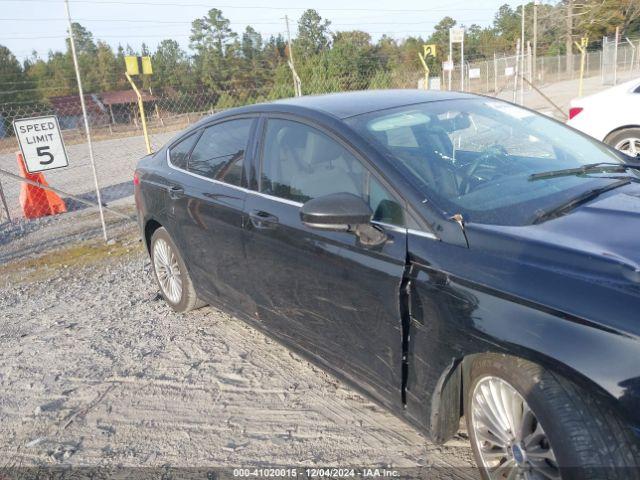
[300,192,372,231]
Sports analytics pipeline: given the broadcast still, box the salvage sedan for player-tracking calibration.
[135,90,640,480]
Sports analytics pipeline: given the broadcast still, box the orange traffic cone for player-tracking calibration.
[16,152,67,219]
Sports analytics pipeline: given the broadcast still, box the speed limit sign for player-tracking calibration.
[13,116,69,173]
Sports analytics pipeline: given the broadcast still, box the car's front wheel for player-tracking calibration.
[150,227,205,313]
[465,354,640,480]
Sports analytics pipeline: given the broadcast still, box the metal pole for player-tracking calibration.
[493,53,498,92]
[520,74,568,119]
[284,15,301,97]
[0,177,11,223]
[448,36,453,91]
[460,33,465,91]
[613,26,619,85]
[527,41,533,91]
[0,168,134,221]
[533,0,538,83]
[125,72,151,154]
[521,3,525,105]
[626,37,636,74]
[64,0,107,241]
[514,39,520,103]
[485,60,489,93]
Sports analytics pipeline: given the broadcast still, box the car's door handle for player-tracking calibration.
[168,185,184,199]
[249,210,279,230]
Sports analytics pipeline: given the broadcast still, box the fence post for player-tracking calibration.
[0,177,11,223]
[64,0,107,242]
[493,53,498,92]
[614,26,619,85]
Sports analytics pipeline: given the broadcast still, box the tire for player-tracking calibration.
[604,128,640,157]
[465,353,640,480]
[150,227,205,313]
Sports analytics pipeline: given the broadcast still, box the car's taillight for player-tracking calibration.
[133,172,140,186]
[569,107,583,119]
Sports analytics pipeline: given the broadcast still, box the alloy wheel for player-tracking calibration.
[614,137,640,156]
[153,238,183,304]
[471,376,560,480]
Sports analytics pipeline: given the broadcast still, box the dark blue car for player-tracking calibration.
[135,90,640,480]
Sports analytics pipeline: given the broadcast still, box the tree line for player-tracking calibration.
[1,0,638,108]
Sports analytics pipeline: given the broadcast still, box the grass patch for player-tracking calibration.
[0,231,144,288]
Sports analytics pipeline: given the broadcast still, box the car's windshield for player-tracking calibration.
[346,98,638,225]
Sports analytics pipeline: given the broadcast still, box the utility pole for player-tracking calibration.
[514,39,520,103]
[565,0,574,74]
[64,0,107,241]
[613,26,619,85]
[520,2,525,102]
[460,33,465,92]
[283,15,301,97]
[533,0,538,84]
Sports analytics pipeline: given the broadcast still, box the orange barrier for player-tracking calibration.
[16,152,67,219]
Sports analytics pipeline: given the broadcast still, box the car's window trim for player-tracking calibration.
[166,114,258,188]
[255,113,426,232]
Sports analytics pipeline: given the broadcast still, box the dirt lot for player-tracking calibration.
[0,225,477,478]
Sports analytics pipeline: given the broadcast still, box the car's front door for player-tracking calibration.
[243,116,408,407]
[167,116,256,315]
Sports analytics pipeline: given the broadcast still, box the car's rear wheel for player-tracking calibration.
[150,227,205,313]
[605,128,640,157]
[465,354,640,480]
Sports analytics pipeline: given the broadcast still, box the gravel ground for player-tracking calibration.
[0,232,477,477]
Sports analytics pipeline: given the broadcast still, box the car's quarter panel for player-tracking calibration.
[135,150,178,245]
[404,228,640,440]
[243,192,408,409]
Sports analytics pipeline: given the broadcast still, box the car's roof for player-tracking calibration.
[269,89,473,119]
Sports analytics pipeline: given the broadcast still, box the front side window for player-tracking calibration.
[346,99,636,225]
[187,118,253,186]
[260,118,404,226]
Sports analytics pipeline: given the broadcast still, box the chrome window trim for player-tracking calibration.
[168,150,438,238]
[167,146,439,240]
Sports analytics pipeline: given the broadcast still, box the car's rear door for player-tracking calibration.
[243,115,408,407]
[166,116,257,315]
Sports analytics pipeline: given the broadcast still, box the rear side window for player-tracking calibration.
[187,119,253,186]
[169,132,198,169]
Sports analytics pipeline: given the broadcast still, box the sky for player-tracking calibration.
[1,0,524,61]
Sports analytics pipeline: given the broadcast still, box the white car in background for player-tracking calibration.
[567,77,640,157]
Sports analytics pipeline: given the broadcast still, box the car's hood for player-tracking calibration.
[462,184,640,334]
[468,184,640,283]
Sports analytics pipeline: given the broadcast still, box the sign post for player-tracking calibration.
[125,55,153,154]
[13,116,69,173]
[449,27,465,91]
[574,37,588,97]
[418,44,436,90]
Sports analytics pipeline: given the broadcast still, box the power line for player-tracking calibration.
[0,0,498,12]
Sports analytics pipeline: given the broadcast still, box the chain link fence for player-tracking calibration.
[1,38,639,260]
